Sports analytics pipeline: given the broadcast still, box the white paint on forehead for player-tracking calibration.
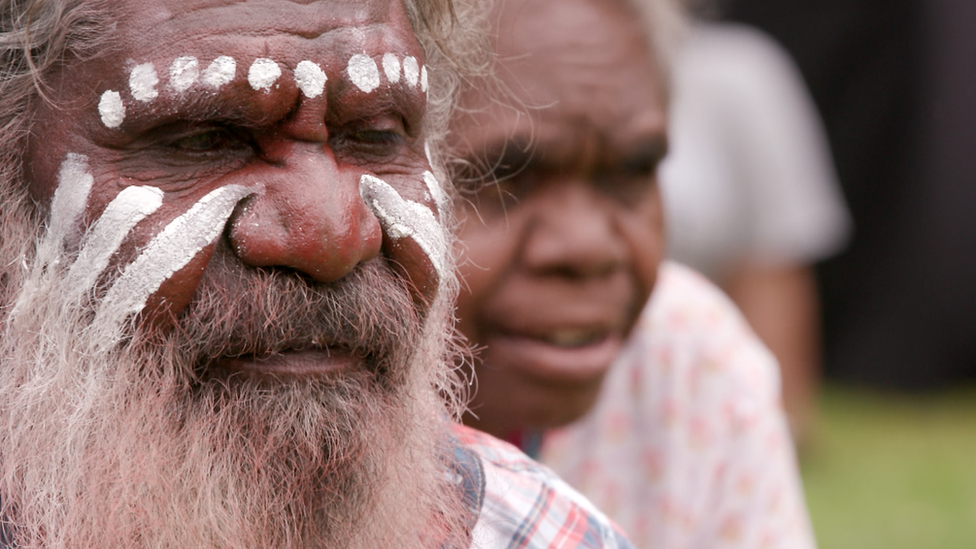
[420,65,429,93]
[67,185,164,295]
[347,54,380,93]
[359,174,446,279]
[202,56,236,89]
[169,56,200,92]
[295,60,327,98]
[129,63,159,102]
[423,171,449,214]
[92,184,253,341]
[382,53,401,84]
[402,57,419,87]
[248,58,281,91]
[98,90,125,128]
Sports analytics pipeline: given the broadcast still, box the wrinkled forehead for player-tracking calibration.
[107,0,416,68]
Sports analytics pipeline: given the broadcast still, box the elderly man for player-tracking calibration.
[450,0,816,547]
[0,0,633,547]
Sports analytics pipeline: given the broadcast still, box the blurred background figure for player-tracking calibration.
[720,0,976,390]
[659,12,852,444]
[449,0,816,546]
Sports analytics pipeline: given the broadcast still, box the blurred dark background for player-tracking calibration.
[722,0,976,391]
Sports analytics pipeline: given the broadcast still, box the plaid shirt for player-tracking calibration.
[453,424,634,549]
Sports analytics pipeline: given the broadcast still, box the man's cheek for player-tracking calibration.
[359,172,449,303]
[88,184,253,343]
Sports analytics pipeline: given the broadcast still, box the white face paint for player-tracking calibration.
[382,53,401,84]
[294,60,327,98]
[347,54,380,93]
[248,58,281,91]
[359,175,446,280]
[202,56,236,89]
[422,171,449,215]
[169,56,200,92]
[91,185,253,341]
[402,57,419,87]
[129,63,159,102]
[420,66,428,93]
[66,186,164,294]
[98,90,125,128]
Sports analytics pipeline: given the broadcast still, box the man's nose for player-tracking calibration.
[227,144,383,282]
[520,182,628,278]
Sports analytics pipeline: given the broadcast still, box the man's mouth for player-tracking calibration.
[213,347,360,379]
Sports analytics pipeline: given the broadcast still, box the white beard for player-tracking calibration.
[0,222,472,548]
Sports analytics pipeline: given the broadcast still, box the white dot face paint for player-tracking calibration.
[98,91,125,128]
[202,56,237,89]
[347,54,380,93]
[129,63,159,102]
[169,56,199,92]
[67,185,164,294]
[92,184,253,341]
[420,65,429,93]
[294,60,327,98]
[382,53,401,84]
[359,174,447,280]
[248,58,281,91]
[402,56,420,87]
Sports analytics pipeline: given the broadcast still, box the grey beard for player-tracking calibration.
[0,249,472,548]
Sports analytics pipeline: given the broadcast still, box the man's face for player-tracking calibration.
[452,0,666,435]
[1,1,468,547]
[25,0,448,363]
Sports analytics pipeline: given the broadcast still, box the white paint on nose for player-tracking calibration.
[248,58,281,91]
[98,90,125,128]
[295,60,327,98]
[348,54,380,93]
[359,174,446,280]
[129,63,159,102]
[169,56,199,92]
[402,56,419,87]
[202,56,236,89]
[92,184,253,342]
[382,53,401,84]
[67,185,164,294]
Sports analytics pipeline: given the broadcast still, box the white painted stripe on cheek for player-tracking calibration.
[420,65,428,92]
[202,56,236,88]
[67,185,164,295]
[402,57,419,87]
[169,56,200,92]
[347,54,380,93]
[359,174,446,280]
[423,171,449,214]
[295,60,327,98]
[129,63,159,102]
[98,90,125,128]
[44,153,95,260]
[382,53,401,84]
[92,184,252,340]
[248,58,281,91]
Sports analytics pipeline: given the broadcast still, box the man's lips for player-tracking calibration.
[482,326,624,385]
[213,348,358,378]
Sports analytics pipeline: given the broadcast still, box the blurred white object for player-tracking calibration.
[660,22,851,282]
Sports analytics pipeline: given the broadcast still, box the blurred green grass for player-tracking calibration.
[802,385,976,549]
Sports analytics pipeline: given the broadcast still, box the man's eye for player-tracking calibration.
[172,128,243,153]
[350,129,403,147]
